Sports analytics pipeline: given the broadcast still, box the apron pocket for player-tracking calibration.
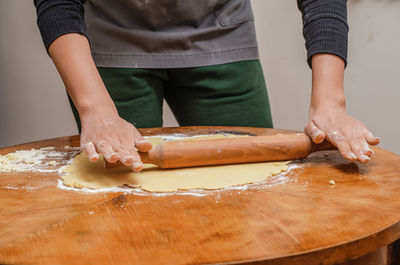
[214,0,254,27]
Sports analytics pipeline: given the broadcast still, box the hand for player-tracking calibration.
[80,112,152,172]
[305,102,380,164]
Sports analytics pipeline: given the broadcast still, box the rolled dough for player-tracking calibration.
[61,135,290,192]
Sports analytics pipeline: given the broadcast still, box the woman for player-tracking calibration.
[34,0,380,172]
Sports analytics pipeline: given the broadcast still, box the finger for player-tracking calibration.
[81,142,99,162]
[132,161,144,172]
[133,128,153,152]
[135,139,153,152]
[361,139,374,157]
[304,120,326,144]
[96,140,119,163]
[118,152,135,166]
[115,142,143,172]
[327,131,357,162]
[115,146,137,167]
[349,137,370,164]
[130,150,144,172]
[362,128,380,146]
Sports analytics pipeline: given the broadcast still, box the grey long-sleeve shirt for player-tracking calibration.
[34,0,348,68]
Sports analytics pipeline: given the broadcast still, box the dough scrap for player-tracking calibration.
[61,135,290,192]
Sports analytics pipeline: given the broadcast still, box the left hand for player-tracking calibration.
[305,102,380,164]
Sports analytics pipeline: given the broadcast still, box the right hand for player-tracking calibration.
[80,113,152,172]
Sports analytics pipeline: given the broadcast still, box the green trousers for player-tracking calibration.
[69,60,273,130]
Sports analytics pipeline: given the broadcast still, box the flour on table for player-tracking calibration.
[0,147,78,173]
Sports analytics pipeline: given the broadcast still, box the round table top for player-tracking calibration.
[0,126,399,265]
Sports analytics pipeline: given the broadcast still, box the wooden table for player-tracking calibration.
[0,127,399,265]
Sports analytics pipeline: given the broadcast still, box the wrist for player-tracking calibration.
[310,92,346,115]
[310,86,346,110]
[310,54,346,112]
[78,99,119,123]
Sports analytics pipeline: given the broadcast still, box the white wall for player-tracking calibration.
[0,0,399,154]
[0,1,77,145]
[253,0,400,154]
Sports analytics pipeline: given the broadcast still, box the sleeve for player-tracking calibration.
[297,0,349,68]
[33,0,88,52]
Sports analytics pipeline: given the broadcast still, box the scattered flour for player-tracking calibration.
[0,147,79,173]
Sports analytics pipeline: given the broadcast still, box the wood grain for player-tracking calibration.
[0,126,399,265]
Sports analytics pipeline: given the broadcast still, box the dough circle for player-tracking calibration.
[61,136,290,192]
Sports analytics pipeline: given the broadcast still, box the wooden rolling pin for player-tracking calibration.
[105,133,336,169]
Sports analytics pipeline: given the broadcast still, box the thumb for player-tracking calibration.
[305,120,326,144]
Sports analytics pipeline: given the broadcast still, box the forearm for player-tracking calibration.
[48,33,117,120]
[310,54,346,110]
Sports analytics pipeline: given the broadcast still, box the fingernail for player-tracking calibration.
[360,155,370,161]
[89,154,99,160]
[105,152,118,160]
[133,162,143,169]
[132,162,143,172]
[349,153,357,160]
[121,156,134,163]
[314,133,323,141]
[136,139,150,144]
